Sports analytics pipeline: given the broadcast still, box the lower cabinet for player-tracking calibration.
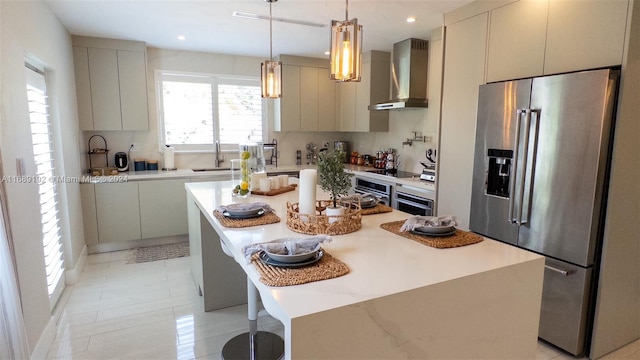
[139,179,188,238]
[81,179,189,245]
[95,182,142,243]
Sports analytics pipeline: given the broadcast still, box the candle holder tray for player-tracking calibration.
[286,199,362,235]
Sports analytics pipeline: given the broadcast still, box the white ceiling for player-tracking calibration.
[44,0,472,58]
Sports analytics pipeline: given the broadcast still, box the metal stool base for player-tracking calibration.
[221,331,284,360]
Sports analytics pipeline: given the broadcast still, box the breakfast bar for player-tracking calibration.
[186,181,545,359]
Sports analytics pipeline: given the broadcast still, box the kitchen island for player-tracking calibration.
[186,181,544,359]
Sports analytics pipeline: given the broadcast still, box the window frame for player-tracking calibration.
[25,63,65,310]
[155,70,267,154]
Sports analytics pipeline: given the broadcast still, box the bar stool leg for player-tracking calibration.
[221,277,284,360]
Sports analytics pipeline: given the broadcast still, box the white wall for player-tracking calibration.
[1,0,85,353]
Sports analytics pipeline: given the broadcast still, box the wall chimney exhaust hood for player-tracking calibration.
[370,38,429,111]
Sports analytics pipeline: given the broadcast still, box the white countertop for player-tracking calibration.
[186,180,541,321]
[81,164,314,183]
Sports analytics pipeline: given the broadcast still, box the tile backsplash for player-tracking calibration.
[81,112,438,175]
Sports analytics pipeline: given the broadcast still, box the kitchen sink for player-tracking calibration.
[192,168,230,172]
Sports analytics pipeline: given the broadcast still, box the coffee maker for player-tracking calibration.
[115,152,128,172]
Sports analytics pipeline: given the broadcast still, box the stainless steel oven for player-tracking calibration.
[354,177,392,206]
[393,185,434,216]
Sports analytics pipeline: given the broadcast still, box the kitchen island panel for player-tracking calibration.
[289,257,543,359]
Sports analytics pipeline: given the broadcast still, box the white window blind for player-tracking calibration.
[158,72,264,152]
[25,64,65,308]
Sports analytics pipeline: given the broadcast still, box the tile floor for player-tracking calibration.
[47,250,640,359]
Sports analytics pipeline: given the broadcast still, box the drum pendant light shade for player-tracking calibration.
[330,0,362,82]
[261,0,281,98]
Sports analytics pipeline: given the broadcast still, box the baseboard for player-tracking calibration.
[29,314,56,360]
[88,234,188,254]
[64,244,87,285]
[32,274,76,360]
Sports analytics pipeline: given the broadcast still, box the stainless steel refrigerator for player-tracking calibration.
[469,68,619,356]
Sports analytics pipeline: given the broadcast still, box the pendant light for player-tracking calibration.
[261,0,282,98]
[329,0,363,82]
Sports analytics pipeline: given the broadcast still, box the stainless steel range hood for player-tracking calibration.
[370,38,429,111]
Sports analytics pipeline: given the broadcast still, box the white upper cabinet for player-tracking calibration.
[275,64,301,131]
[118,50,150,131]
[338,50,390,132]
[487,0,548,82]
[337,82,357,131]
[72,36,149,131]
[73,47,94,131]
[300,66,320,131]
[88,48,122,130]
[274,56,336,132]
[318,68,337,132]
[544,0,629,75]
[486,0,630,82]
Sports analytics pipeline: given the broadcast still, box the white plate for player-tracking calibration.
[224,204,263,217]
[222,209,265,219]
[265,243,321,263]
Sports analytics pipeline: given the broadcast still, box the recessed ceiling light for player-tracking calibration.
[406,17,416,23]
[177,35,186,40]
[324,51,330,56]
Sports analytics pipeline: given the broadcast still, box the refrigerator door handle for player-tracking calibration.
[520,109,541,225]
[511,109,532,225]
[545,264,576,277]
[516,109,532,225]
[508,109,526,223]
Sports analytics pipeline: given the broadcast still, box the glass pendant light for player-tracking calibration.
[329,0,362,82]
[261,0,282,98]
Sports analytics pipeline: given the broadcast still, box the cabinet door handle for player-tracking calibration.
[544,264,576,276]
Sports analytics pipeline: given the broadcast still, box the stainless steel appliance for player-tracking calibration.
[333,141,349,163]
[469,68,620,356]
[353,178,392,206]
[419,161,436,183]
[114,152,128,172]
[393,185,434,216]
[370,38,429,110]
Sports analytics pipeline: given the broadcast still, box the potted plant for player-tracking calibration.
[317,149,353,223]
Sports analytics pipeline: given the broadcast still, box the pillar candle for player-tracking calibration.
[298,169,317,222]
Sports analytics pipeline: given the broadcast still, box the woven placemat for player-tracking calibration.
[361,204,393,215]
[213,210,281,228]
[251,250,349,287]
[380,220,483,249]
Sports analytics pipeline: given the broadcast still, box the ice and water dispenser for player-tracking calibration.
[486,149,513,198]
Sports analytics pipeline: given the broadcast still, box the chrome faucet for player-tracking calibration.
[215,141,224,167]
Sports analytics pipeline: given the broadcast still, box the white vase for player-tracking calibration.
[326,205,345,224]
